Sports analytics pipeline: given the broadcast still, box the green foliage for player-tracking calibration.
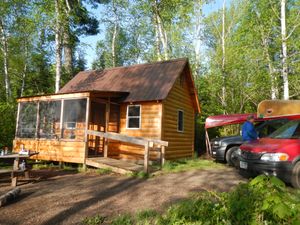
[157,175,300,225]
[136,209,158,222]
[162,159,225,174]
[96,168,112,175]
[99,175,300,225]
[111,214,133,225]
[0,103,16,148]
[129,171,149,179]
[82,214,105,225]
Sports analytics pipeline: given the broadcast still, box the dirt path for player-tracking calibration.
[0,168,245,225]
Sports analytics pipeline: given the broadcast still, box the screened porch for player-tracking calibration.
[14,91,127,163]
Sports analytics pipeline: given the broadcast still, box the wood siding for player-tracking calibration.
[118,102,162,160]
[162,71,195,160]
[13,139,85,163]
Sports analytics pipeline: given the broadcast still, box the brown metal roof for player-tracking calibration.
[59,58,200,112]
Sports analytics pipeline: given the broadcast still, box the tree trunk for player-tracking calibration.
[194,0,203,77]
[153,0,168,60]
[221,0,226,108]
[154,13,162,61]
[55,0,62,93]
[111,0,118,67]
[0,19,11,100]
[281,0,289,100]
[63,30,73,77]
[20,42,28,97]
[262,38,278,99]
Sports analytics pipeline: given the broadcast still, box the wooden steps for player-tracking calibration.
[85,157,143,174]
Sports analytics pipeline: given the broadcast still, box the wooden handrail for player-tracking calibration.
[86,130,168,147]
[86,130,168,173]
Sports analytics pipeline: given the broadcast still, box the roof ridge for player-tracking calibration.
[84,58,188,74]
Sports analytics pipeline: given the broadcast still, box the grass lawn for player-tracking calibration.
[161,158,226,174]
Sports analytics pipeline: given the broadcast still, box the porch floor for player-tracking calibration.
[86,157,144,174]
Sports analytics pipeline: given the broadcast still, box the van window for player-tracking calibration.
[257,119,288,137]
[269,120,300,139]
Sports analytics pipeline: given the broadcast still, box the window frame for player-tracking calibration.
[177,109,184,132]
[126,104,141,130]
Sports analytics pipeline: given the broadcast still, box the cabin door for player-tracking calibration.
[88,101,106,157]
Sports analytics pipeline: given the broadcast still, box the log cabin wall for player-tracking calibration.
[161,69,195,160]
[13,139,86,163]
[118,102,162,161]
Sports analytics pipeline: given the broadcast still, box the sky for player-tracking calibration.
[79,0,230,69]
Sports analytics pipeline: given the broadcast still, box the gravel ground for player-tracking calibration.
[0,168,245,225]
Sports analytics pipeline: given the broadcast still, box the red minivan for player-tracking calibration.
[239,119,300,188]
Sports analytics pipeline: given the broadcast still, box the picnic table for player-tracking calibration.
[0,152,39,187]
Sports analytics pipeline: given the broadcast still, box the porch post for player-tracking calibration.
[161,146,165,167]
[83,97,91,170]
[15,102,21,137]
[59,99,64,138]
[104,97,110,158]
[144,142,149,173]
[35,101,40,138]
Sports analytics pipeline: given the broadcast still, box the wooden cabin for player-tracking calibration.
[13,58,200,170]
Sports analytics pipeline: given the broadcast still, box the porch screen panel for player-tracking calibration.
[38,101,61,139]
[17,102,38,138]
[62,99,87,140]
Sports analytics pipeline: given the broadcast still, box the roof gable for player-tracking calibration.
[59,58,200,112]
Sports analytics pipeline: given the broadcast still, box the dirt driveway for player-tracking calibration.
[0,168,245,225]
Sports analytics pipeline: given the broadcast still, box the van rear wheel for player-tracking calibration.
[291,162,300,189]
[226,146,239,167]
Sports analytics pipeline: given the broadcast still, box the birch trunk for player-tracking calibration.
[63,30,73,76]
[281,0,289,100]
[20,41,28,97]
[0,19,11,100]
[111,0,118,67]
[194,0,203,76]
[154,20,162,61]
[221,0,226,108]
[153,0,168,60]
[55,0,62,93]
[262,38,278,99]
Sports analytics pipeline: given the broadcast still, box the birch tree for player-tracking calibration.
[54,0,63,93]
[221,0,226,108]
[111,0,119,67]
[0,18,11,100]
[281,0,289,100]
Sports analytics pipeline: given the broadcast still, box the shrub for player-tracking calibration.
[111,214,133,225]
[0,103,16,149]
[96,168,112,175]
[158,175,300,225]
[82,215,105,225]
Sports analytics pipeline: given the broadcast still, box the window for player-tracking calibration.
[127,105,141,129]
[177,110,184,132]
[17,102,38,138]
[62,99,87,140]
[38,101,61,139]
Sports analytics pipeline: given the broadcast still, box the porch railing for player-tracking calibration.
[85,130,168,173]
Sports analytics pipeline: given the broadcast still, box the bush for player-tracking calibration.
[0,103,16,149]
[111,214,133,225]
[82,215,105,225]
[158,175,300,225]
[82,175,300,225]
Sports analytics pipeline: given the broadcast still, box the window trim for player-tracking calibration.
[126,104,141,129]
[177,109,184,132]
